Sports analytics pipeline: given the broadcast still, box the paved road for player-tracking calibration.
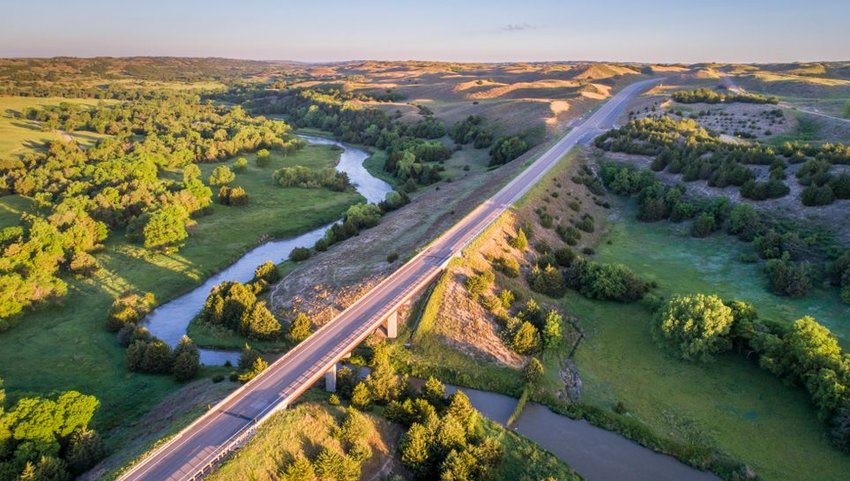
[120,77,662,481]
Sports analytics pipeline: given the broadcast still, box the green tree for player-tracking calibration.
[351,382,372,410]
[524,357,545,385]
[288,313,312,343]
[510,321,541,354]
[279,456,315,481]
[653,294,734,362]
[422,376,447,407]
[240,301,281,340]
[172,336,200,382]
[440,448,478,481]
[142,207,188,252]
[65,428,106,474]
[238,357,268,383]
[400,423,432,477]
[208,165,235,186]
[542,309,562,348]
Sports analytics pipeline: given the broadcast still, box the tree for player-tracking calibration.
[279,456,315,481]
[240,301,281,340]
[172,336,200,381]
[208,165,235,186]
[653,294,734,362]
[440,449,478,481]
[542,309,562,348]
[288,313,312,343]
[351,382,372,410]
[238,357,268,383]
[524,357,545,385]
[765,255,812,298]
[510,321,541,354]
[141,207,188,252]
[253,260,281,285]
[65,428,106,474]
[400,422,433,478]
[422,376,447,407]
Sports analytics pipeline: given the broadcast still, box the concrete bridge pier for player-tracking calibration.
[324,363,337,393]
[383,311,398,339]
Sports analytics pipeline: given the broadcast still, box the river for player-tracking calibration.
[141,136,721,481]
[143,135,392,365]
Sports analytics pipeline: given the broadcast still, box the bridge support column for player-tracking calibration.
[384,311,398,339]
[324,363,337,393]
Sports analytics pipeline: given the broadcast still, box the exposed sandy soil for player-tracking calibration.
[289,61,647,138]
[426,148,608,369]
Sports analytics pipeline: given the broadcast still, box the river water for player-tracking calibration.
[143,135,392,365]
[141,135,722,481]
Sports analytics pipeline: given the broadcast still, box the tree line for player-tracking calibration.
[0,379,104,481]
[671,88,779,105]
[653,294,849,452]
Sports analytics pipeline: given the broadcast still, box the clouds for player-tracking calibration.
[501,23,539,32]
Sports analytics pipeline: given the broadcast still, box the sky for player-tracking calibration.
[1,0,848,63]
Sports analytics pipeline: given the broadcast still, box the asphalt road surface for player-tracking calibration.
[120,77,662,481]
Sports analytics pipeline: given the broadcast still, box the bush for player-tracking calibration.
[218,185,249,205]
[565,258,651,302]
[509,228,528,250]
[106,292,155,332]
[233,157,248,173]
[290,247,311,261]
[489,136,529,166]
[765,256,812,297]
[528,264,566,297]
[253,260,281,285]
[508,320,542,354]
[208,165,235,186]
[690,212,717,238]
[493,256,520,278]
[387,252,399,263]
[255,149,271,167]
[524,358,545,384]
[465,270,494,299]
[172,336,200,381]
[653,294,734,362]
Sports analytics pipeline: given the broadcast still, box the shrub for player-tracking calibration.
[290,247,311,261]
[653,294,734,362]
[106,292,155,332]
[690,212,717,238]
[255,149,271,167]
[253,260,281,285]
[493,256,520,278]
[528,264,566,297]
[765,256,812,297]
[507,319,542,354]
[509,228,528,250]
[524,358,545,384]
[208,165,235,186]
[387,252,399,263]
[465,270,494,299]
[233,157,248,172]
[565,259,651,302]
[218,185,249,205]
[172,336,201,381]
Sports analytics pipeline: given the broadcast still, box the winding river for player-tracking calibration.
[144,135,392,365]
[141,136,721,481]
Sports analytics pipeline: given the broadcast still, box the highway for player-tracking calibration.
[119,77,662,481]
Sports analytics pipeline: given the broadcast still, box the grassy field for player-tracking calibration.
[561,204,850,481]
[601,202,850,342]
[0,96,114,158]
[0,143,363,442]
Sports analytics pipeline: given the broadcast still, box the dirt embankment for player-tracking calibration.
[427,148,608,370]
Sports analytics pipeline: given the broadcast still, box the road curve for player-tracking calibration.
[119,77,663,481]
